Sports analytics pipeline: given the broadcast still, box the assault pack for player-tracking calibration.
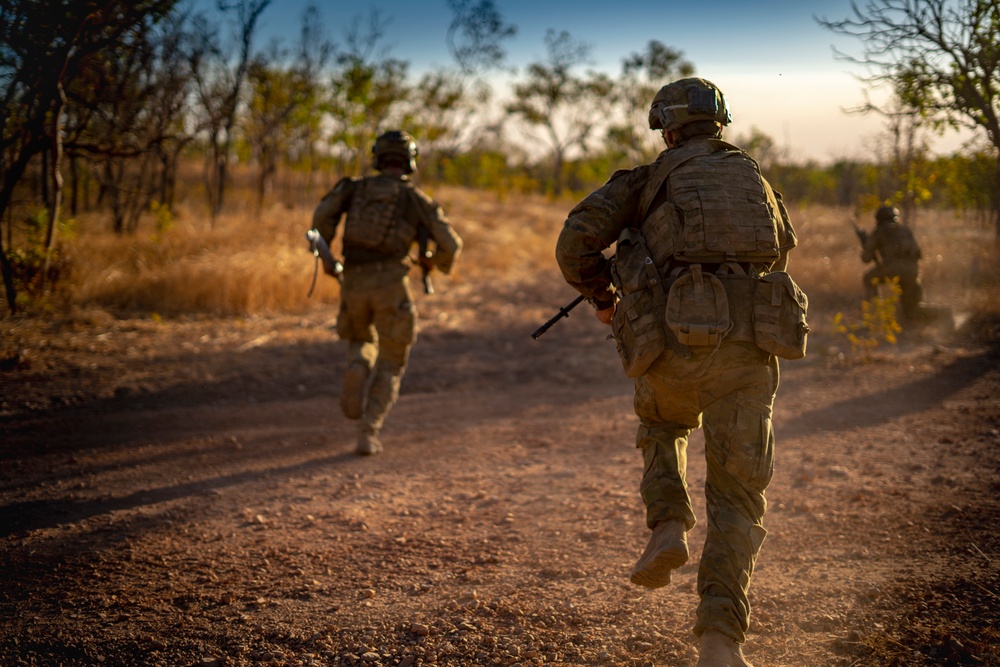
[343,175,408,256]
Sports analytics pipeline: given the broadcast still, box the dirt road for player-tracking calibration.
[1,292,998,666]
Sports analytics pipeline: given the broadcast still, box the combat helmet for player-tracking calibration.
[875,205,900,224]
[648,77,732,132]
[372,130,418,174]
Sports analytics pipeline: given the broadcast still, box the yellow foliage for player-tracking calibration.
[832,279,904,360]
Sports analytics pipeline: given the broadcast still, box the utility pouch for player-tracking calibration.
[665,264,732,346]
[753,271,809,359]
[611,228,668,378]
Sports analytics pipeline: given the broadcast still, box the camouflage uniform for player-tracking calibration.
[555,79,799,653]
[861,207,923,319]
[312,132,461,453]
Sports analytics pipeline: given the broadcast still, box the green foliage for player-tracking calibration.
[7,208,75,308]
[149,200,174,238]
[832,279,903,360]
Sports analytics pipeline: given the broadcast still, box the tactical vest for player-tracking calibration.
[342,176,414,257]
[655,145,780,264]
[613,140,808,364]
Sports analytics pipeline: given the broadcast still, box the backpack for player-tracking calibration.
[343,176,405,253]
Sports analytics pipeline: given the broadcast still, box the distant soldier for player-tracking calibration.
[556,77,808,667]
[311,130,462,455]
[860,205,924,319]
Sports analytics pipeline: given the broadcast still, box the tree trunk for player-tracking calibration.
[0,243,15,315]
[42,84,66,286]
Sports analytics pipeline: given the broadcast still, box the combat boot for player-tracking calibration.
[340,362,369,420]
[630,519,688,589]
[356,428,383,456]
[697,631,752,667]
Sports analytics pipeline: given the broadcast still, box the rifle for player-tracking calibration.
[850,219,868,246]
[416,224,434,295]
[306,229,344,297]
[531,294,587,340]
[850,218,882,268]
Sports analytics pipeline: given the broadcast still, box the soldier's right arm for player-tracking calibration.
[312,177,356,243]
[860,229,879,264]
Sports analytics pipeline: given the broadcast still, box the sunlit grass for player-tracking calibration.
[51,182,1000,334]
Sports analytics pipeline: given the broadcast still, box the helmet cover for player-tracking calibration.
[649,77,732,132]
[372,130,418,174]
[875,205,900,223]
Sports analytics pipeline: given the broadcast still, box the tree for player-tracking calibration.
[445,0,517,76]
[0,0,180,314]
[817,0,1000,236]
[407,0,516,176]
[506,29,614,195]
[189,0,272,221]
[608,40,694,164]
[245,4,332,212]
[64,10,195,234]
[327,9,409,176]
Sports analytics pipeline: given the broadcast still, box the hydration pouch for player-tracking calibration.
[753,271,809,359]
[665,264,732,346]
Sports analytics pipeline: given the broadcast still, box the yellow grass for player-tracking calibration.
[52,186,1000,332]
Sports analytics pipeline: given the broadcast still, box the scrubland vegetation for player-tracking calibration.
[8,172,996,363]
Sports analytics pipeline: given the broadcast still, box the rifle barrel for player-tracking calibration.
[531,294,587,340]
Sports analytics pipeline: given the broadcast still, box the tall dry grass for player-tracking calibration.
[58,185,1000,338]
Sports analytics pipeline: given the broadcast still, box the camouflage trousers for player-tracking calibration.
[634,341,779,644]
[336,265,417,436]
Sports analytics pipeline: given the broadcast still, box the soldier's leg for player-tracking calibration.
[899,270,923,321]
[694,360,778,645]
[337,286,377,421]
[358,280,416,453]
[630,371,703,588]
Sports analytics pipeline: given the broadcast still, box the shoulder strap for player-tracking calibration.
[638,142,715,221]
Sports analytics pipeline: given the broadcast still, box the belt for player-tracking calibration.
[344,259,403,273]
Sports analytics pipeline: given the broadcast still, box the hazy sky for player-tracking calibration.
[198,0,974,163]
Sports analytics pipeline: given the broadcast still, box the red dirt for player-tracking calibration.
[1,283,998,666]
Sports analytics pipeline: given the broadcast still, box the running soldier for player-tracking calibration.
[860,205,923,319]
[311,130,462,455]
[555,78,808,666]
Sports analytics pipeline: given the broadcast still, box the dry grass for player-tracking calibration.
[52,186,1000,336]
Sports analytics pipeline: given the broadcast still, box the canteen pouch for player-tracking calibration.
[753,271,809,359]
[665,264,732,346]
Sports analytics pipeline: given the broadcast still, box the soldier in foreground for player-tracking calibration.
[311,130,462,455]
[555,78,808,666]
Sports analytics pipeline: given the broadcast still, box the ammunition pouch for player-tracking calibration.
[663,263,808,359]
[611,228,669,378]
[752,271,810,359]
[664,264,731,346]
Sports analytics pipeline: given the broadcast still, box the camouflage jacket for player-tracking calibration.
[861,220,921,268]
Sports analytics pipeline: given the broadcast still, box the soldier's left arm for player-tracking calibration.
[412,188,462,274]
[766,182,797,273]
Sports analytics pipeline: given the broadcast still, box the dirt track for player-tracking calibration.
[1,284,999,666]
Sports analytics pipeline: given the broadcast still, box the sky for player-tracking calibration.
[196,0,975,164]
